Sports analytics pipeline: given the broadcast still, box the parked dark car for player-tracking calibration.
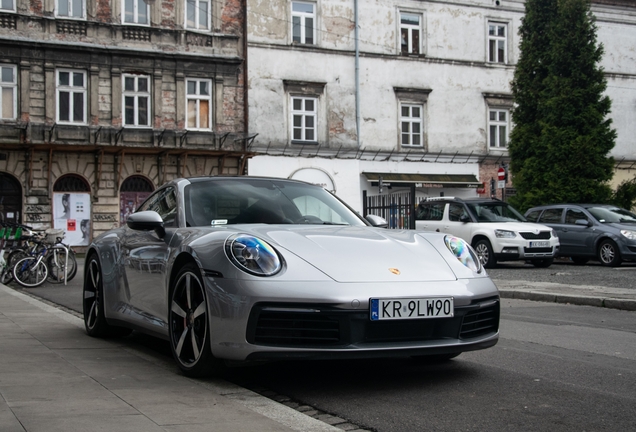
[525,204,636,266]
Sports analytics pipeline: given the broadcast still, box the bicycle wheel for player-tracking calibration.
[13,256,48,287]
[46,249,78,283]
[1,249,29,285]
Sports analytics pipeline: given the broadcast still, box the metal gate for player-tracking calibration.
[363,191,414,229]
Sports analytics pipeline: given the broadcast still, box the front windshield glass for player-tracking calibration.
[466,202,527,223]
[184,178,367,227]
[587,206,636,224]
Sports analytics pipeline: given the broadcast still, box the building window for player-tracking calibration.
[291,96,317,143]
[489,109,508,148]
[186,78,212,130]
[488,22,507,63]
[1,0,15,12]
[123,74,151,127]
[56,0,85,18]
[186,0,211,30]
[123,0,149,25]
[400,12,421,55]
[57,69,86,124]
[400,103,423,147]
[0,65,17,120]
[292,1,315,45]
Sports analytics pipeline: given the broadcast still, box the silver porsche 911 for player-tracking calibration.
[83,176,499,377]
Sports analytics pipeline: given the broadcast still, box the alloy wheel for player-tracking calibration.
[170,271,208,368]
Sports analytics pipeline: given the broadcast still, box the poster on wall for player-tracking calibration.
[53,193,91,246]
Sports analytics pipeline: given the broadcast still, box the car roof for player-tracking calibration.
[527,203,618,211]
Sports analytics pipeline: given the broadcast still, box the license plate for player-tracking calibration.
[370,297,454,321]
[529,241,550,248]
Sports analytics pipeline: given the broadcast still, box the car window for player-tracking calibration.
[137,187,178,226]
[565,208,589,225]
[415,203,445,221]
[588,206,636,224]
[448,203,469,222]
[539,208,563,224]
[184,178,366,226]
[525,210,542,222]
[465,202,526,222]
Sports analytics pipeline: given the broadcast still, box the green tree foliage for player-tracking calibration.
[612,177,636,211]
[509,0,616,212]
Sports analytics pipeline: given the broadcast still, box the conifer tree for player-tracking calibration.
[509,0,616,212]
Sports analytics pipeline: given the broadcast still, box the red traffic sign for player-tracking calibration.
[498,167,506,181]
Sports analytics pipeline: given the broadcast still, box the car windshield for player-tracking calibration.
[184,178,367,227]
[587,206,636,224]
[466,202,527,223]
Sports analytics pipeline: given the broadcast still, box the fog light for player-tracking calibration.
[502,247,518,254]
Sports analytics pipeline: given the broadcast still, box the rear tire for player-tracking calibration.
[571,257,590,265]
[474,239,497,269]
[531,258,553,268]
[46,250,78,283]
[83,255,132,337]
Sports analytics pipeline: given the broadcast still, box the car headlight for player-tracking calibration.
[444,236,482,273]
[551,229,558,238]
[225,234,283,276]
[495,229,517,238]
[621,230,636,240]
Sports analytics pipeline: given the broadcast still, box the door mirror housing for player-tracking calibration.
[575,219,592,227]
[127,211,166,238]
[365,214,388,228]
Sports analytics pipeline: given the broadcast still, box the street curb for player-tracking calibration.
[499,289,636,311]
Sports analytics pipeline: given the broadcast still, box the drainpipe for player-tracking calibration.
[354,0,360,148]
[243,0,249,168]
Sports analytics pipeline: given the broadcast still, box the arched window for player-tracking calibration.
[120,175,155,226]
[53,174,91,192]
[0,172,22,225]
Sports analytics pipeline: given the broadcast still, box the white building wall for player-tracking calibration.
[247,0,636,207]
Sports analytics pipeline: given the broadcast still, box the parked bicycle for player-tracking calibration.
[0,223,36,285]
[11,228,78,288]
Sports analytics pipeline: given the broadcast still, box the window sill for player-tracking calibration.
[291,140,319,145]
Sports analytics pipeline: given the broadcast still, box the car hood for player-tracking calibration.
[604,222,636,231]
[490,222,553,233]
[239,225,458,283]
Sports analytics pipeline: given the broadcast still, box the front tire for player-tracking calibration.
[474,239,497,269]
[169,263,223,377]
[83,256,132,337]
[598,239,621,267]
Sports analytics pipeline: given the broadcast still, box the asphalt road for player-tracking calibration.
[9,258,636,432]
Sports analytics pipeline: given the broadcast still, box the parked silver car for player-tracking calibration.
[83,176,500,377]
[525,204,636,266]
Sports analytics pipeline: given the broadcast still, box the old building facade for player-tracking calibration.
[246,0,636,219]
[0,0,251,245]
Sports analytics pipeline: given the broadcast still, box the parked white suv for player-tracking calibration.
[415,197,560,268]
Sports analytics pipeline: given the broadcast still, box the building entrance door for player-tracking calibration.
[0,172,22,225]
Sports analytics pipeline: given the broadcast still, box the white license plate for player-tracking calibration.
[370,297,454,321]
[529,241,550,248]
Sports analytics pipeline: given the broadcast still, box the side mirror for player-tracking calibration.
[365,214,388,228]
[127,211,166,238]
[575,219,592,227]
[460,214,471,223]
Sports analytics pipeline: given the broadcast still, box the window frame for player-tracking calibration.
[55,0,86,19]
[122,73,152,128]
[291,1,316,45]
[0,64,17,120]
[399,11,422,55]
[122,0,150,25]
[56,69,88,125]
[399,102,424,148]
[0,0,15,12]
[186,0,212,31]
[488,108,509,149]
[290,95,318,144]
[487,21,508,64]
[185,78,213,131]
